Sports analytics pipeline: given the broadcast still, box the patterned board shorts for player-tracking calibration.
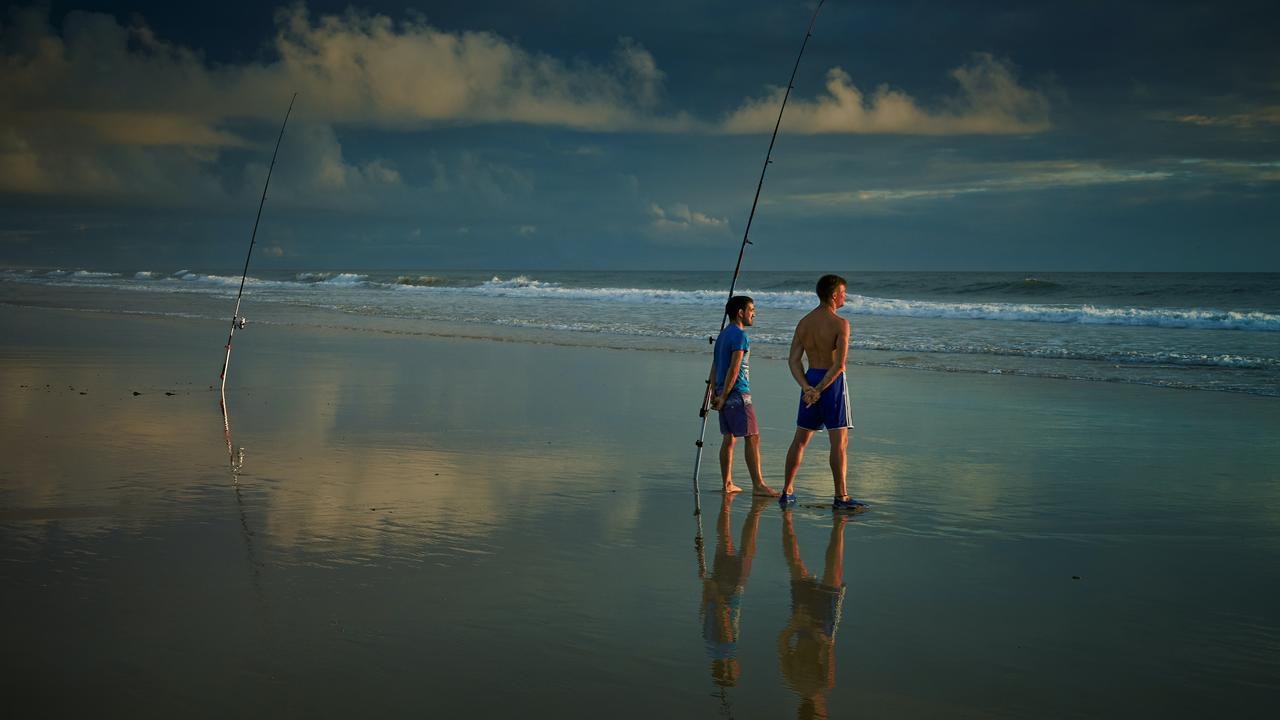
[718,392,759,438]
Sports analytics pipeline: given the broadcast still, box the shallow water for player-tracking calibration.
[5,269,1278,396]
[2,306,1278,717]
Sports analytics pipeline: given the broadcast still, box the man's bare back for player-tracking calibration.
[794,307,849,371]
[788,281,850,400]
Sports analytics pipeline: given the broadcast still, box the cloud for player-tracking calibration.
[266,123,402,201]
[649,202,730,231]
[722,53,1049,135]
[0,229,41,244]
[266,5,690,131]
[1174,158,1280,183]
[0,3,686,136]
[1174,107,1280,128]
[0,3,688,199]
[790,162,1172,207]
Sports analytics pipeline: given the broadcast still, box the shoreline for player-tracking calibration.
[6,290,1277,399]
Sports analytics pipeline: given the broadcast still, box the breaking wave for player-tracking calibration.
[4,268,1278,332]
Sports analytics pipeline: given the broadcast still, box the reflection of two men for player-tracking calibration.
[698,493,769,688]
[777,510,848,720]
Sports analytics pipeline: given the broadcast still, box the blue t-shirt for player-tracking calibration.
[713,324,750,395]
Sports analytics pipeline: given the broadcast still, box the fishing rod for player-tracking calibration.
[691,1,825,515]
[219,92,297,400]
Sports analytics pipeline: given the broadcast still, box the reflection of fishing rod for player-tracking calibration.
[219,93,297,400]
[222,398,269,613]
[221,398,246,476]
[691,1,826,515]
[694,510,707,579]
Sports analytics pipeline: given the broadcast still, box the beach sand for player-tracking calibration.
[3,304,1279,717]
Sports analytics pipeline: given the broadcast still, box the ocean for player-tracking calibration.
[3,267,1278,397]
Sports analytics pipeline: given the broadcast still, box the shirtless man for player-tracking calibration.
[709,296,778,497]
[779,274,865,510]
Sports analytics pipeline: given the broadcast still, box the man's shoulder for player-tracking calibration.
[796,307,823,327]
[720,324,748,345]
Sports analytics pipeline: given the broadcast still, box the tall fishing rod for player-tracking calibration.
[691,1,825,515]
[219,92,297,400]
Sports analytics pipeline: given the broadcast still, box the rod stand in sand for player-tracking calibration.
[690,1,824,512]
[219,92,297,401]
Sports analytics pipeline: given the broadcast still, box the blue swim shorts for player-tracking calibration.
[718,392,759,438]
[796,368,853,431]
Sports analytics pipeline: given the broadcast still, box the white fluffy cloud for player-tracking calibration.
[265,7,689,131]
[0,3,687,198]
[0,4,686,143]
[722,53,1049,135]
[649,202,730,231]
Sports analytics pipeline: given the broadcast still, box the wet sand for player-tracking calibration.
[2,304,1279,718]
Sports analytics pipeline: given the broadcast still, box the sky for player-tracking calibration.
[2,0,1278,271]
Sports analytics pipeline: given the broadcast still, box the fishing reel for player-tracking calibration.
[234,316,248,329]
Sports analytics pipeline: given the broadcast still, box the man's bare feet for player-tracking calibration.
[722,483,744,494]
[752,484,780,497]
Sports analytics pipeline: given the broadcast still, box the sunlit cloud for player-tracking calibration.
[722,53,1049,135]
[0,3,690,198]
[649,202,730,230]
[1175,107,1280,128]
[791,162,1172,206]
[266,7,690,131]
[0,3,689,138]
[1176,158,1280,183]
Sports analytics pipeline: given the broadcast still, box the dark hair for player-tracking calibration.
[725,295,753,320]
[816,274,847,302]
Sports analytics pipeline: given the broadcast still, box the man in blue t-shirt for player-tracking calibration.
[709,295,778,497]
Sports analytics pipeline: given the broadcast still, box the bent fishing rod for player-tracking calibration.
[691,1,825,515]
[219,92,297,401]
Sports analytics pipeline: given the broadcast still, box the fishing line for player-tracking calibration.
[691,1,826,514]
[219,92,297,400]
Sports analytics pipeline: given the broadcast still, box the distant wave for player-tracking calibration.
[176,271,245,287]
[847,341,1280,370]
[393,275,450,287]
[296,272,369,285]
[955,277,1062,294]
[6,268,1278,332]
[480,275,561,289]
[404,278,1280,331]
[491,317,1279,369]
[844,296,1280,331]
